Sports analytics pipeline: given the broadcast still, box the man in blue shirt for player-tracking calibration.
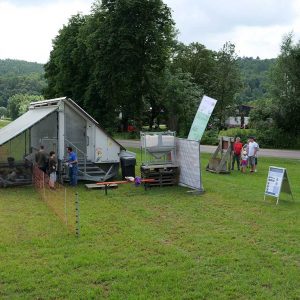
[67,147,78,186]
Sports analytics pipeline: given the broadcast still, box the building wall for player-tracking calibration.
[94,127,120,163]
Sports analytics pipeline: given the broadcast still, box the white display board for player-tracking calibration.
[264,166,293,205]
[176,138,203,191]
[188,95,217,142]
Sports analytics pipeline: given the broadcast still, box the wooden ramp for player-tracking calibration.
[206,136,234,174]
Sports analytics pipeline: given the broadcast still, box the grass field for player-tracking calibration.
[0,119,11,129]
[0,153,299,299]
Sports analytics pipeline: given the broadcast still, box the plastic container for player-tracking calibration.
[120,156,136,179]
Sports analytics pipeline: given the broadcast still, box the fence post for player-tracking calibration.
[43,171,46,200]
[75,192,80,238]
[64,188,68,226]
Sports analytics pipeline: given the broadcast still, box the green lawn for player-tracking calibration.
[0,119,11,129]
[0,153,299,299]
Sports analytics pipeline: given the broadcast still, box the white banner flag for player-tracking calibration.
[188,95,217,142]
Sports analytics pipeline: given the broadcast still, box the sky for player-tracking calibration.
[0,0,300,63]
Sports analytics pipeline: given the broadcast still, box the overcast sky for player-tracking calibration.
[0,0,299,63]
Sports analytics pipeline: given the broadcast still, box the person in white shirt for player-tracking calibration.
[247,136,258,173]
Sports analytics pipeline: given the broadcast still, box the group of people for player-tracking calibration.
[231,136,259,173]
[35,145,78,188]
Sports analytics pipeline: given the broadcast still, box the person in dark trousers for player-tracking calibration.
[48,151,57,189]
[231,137,243,171]
[35,145,48,173]
[66,146,78,186]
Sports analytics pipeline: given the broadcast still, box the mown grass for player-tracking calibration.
[0,119,11,129]
[0,153,299,299]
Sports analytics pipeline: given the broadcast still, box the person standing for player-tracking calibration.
[35,145,48,173]
[247,136,258,173]
[48,151,57,189]
[254,138,260,172]
[67,146,78,186]
[240,150,248,173]
[231,137,243,171]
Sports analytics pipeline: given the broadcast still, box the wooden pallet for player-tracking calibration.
[141,164,179,187]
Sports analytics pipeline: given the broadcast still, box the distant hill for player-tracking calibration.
[237,57,276,103]
[0,59,44,76]
[0,59,46,107]
[0,57,275,108]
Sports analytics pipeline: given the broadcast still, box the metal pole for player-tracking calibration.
[64,188,68,226]
[75,192,80,238]
[43,171,46,200]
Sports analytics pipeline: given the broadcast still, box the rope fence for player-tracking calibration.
[32,165,79,237]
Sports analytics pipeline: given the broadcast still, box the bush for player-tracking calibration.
[255,127,300,149]
[201,129,219,145]
[219,128,257,144]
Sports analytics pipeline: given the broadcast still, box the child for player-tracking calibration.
[240,150,248,173]
[48,151,57,189]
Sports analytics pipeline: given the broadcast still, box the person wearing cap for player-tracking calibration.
[247,136,258,173]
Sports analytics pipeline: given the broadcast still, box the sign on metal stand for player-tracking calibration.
[264,166,294,205]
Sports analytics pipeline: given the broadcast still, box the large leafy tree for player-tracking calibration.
[162,69,203,135]
[210,42,242,128]
[44,13,88,106]
[271,33,300,137]
[44,0,175,131]
[170,42,216,95]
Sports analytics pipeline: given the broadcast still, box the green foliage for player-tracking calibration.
[45,1,176,131]
[236,57,275,103]
[211,42,242,128]
[161,70,203,136]
[0,59,44,76]
[170,42,216,96]
[0,59,46,108]
[201,129,219,145]
[219,128,257,144]
[0,153,300,299]
[271,33,300,137]
[7,94,43,120]
[0,106,7,118]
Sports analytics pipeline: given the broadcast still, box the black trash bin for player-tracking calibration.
[120,156,136,179]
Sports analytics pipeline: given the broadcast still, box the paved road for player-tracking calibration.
[117,139,300,159]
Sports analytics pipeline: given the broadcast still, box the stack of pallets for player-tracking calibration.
[141,164,179,188]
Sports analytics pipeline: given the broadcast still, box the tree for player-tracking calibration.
[271,33,300,137]
[44,0,176,131]
[162,69,203,135]
[44,13,88,105]
[170,42,216,95]
[7,94,43,120]
[0,107,7,118]
[210,42,242,128]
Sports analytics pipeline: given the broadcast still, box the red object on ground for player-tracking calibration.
[127,125,136,132]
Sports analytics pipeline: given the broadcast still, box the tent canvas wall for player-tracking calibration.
[0,97,125,185]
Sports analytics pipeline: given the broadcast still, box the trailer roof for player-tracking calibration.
[0,106,57,146]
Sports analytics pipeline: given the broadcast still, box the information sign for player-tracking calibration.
[264,166,293,205]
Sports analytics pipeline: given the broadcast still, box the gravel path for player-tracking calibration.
[117,139,300,159]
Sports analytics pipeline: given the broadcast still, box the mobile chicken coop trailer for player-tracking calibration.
[0,97,125,186]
